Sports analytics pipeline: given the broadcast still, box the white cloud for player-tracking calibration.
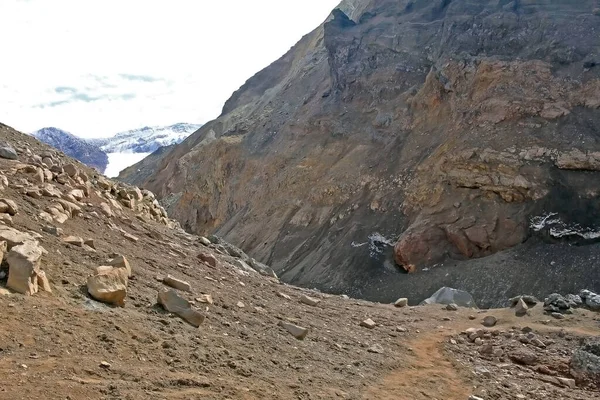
[0,0,341,137]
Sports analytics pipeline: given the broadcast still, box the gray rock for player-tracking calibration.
[510,348,539,366]
[157,289,205,327]
[551,312,565,319]
[446,303,459,311]
[481,316,497,327]
[565,293,583,308]
[509,295,538,307]
[0,144,18,160]
[515,298,529,317]
[360,318,376,329]
[571,341,600,386]
[367,344,384,354]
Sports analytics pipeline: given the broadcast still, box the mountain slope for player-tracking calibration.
[32,127,108,172]
[94,123,202,153]
[121,0,600,303]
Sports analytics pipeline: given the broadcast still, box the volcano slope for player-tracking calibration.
[2,123,600,399]
[119,0,600,305]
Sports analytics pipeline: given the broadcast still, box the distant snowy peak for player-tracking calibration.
[98,122,202,153]
[32,127,108,172]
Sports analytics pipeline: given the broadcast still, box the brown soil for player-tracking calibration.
[0,124,599,400]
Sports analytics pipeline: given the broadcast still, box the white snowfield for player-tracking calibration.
[98,123,202,153]
[104,152,151,178]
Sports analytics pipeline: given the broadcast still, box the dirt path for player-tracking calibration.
[365,330,472,400]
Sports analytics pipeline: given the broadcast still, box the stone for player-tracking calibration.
[0,226,37,248]
[277,292,292,300]
[510,349,539,366]
[474,337,484,345]
[360,318,376,329]
[278,320,308,340]
[237,301,245,308]
[531,338,546,348]
[565,294,583,308]
[157,289,205,327]
[446,303,458,311]
[36,270,52,293]
[0,144,18,160]
[394,297,408,308]
[6,241,45,295]
[469,396,484,400]
[41,184,62,198]
[63,163,78,178]
[84,238,95,249]
[196,294,213,305]
[99,203,113,217]
[198,252,218,268]
[63,236,84,247]
[585,293,600,311]
[123,233,139,243]
[515,298,529,316]
[87,267,128,307]
[199,236,211,246]
[367,344,384,354]
[42,225,63,236]
[300,294,320,307]
[0,213,12,225]
[26,188,42,199]
[509,295,538,307]
[108,255,132,277]
[571,341,600,386]
[0,199,18,215]
[69,189,85,201]
[482,316,497,327]
[55,199,81,217]
[99,361,111,369]
[551,312,565,319]
[556,377,576,389]
[163,275,192,292]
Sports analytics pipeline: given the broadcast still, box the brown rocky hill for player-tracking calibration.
[120,0,600,306]
[1,122,600,399]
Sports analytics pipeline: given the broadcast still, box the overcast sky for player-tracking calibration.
[0,0,340,138]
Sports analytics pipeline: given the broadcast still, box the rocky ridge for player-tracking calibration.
[120,0,600,304]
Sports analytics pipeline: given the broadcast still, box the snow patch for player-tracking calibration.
[104,152,151,178]
[530,213,600,240]
[351,232,396,258]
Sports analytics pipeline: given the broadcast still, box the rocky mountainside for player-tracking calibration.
[1,121,600,399]
[92,123,202,153]
[120,0,600,306]
[32,127,108,172]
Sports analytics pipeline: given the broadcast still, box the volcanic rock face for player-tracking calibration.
[122,1,600,301]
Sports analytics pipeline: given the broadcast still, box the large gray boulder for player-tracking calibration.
[571,341,600,387]
[0,143,17,160]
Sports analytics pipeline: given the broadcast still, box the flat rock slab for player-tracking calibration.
[163,275,192,292]
[157,289,205,327]
[278,320,308,340]
[300,295,320,307]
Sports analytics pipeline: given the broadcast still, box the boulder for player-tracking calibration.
[69,189,85,201]
[509,349,539,366]
[63,163,78,177]
[6,241,46,295]
[394,298,408,308]
[55,199,82,217]
[482,316,498,327]
[571,341,600,387]
[360,318,377,329]
[99,203,113,217]
[163,275,192,292]
[0,226,37,249]
[0,213,12,225]
[41,184,62,198]
[87,267,128,307]
[199,236,211,246]
[278,320,309,340]
[515,298,529,317]
[157,289,205,327]
[0,144,18,160]
[108,255,132,277]
[0,199,18,215]
[63,236,84,247]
